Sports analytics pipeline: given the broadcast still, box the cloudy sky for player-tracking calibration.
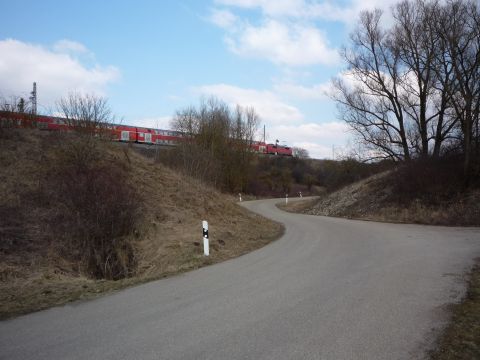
[0,0,398,158]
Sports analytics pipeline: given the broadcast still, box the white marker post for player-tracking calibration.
[239,193,242,202]
[202,220,209,256]
[299,191,302,198]
[286,193,288,205]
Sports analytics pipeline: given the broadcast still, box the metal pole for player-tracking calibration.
[30,82,37,115]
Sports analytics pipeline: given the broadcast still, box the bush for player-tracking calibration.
[0,205,26,255]
[317,158,393,192]
[388,156,466,205]
[44,134,140,280]
[169,98,259,193]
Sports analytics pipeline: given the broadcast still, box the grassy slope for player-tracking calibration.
[0,129,283,319]
[294,170,480,226]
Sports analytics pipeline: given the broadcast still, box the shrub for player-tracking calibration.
[388,156,466,205]
[0,205,26,255]
[44,134,140,280]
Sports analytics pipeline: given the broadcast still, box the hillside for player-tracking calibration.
[0,129,282,319]
[285,169,480,226]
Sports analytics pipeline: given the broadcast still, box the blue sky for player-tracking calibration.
[0,0,398,158]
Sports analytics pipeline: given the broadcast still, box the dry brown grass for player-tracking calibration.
[295,170,480,226]
[277,197,321,214]
[0,129,283,319]
[125,145,283,278]
[429,260,480,360]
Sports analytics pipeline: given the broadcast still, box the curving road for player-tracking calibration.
[1,198,480,360]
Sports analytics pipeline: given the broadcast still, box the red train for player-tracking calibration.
[0,111,293,156]
[251,141,293,156]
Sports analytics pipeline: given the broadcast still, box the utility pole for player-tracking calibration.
[30,82,37,115]
[263,124,266,144]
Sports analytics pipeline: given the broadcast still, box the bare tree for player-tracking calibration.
[438,0,480,181]
[332,9,411,161]
[333,0,479,176]
[293,147,309,159]
[57,92,114,135]
[0,95,31,113]
[170,97,259,192]
[393,0,451,157]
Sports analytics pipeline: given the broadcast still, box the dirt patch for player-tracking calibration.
[0,129,283,319]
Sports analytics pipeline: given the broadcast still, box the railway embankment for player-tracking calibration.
[0,128,283,319]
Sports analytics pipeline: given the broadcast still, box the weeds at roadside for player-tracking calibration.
[430,261,480,360]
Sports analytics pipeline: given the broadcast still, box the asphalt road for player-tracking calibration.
[1,198,480,360]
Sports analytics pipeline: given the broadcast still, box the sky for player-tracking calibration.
[0,0,399,158]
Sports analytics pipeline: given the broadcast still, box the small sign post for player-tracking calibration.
[299,191,302,198]
[239,193,242,202]
[202,220,209,256]
[285,193,288,205]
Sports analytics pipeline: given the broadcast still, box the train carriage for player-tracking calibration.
[1,111,292,156]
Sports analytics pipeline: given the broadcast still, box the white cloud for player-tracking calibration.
[226,19,339,66]
[195,83,303,125]
[0,39,119,110]
[216,0,307,17]
[209,1,403,65]
[273,121,349,143]
[209,8,239,28]
[215,0,399,23]
[295,0,399,23]
[272,69,362,101]
[130,116,172,129]
[216,0,337,19]
[53,39,90,55]
[293,142,335,158]
[273,82,330,100]
[269,121,351,158]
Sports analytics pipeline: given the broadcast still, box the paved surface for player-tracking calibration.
[1,198,480,360]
